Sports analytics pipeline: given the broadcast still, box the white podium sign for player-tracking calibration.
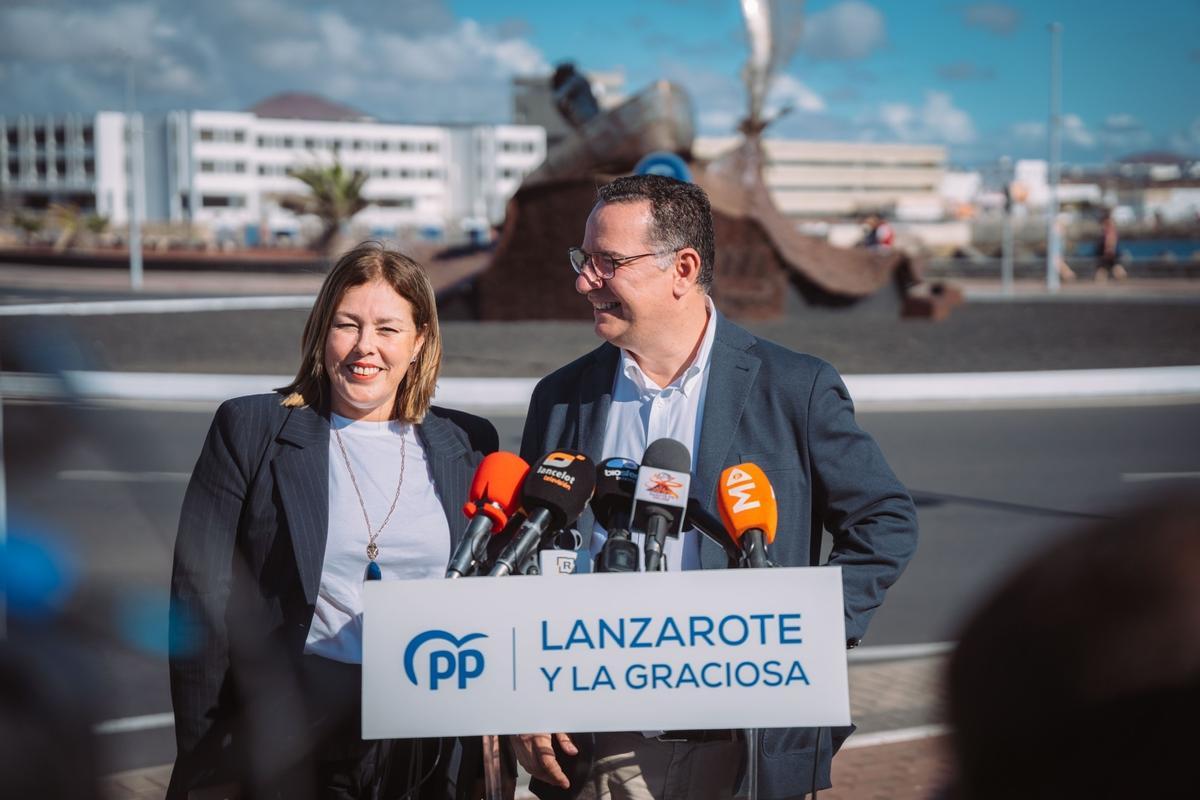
[362,567,849,738]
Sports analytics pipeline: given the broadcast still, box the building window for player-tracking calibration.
[201,194,245,208]
[199,161,216,173]
[82,126,94,145]
[232,130,246,143]
[199,128,215,141]
[233,161,246,174]
[372,197,414,209]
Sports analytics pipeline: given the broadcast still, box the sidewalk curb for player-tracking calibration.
[5,367,1199,411]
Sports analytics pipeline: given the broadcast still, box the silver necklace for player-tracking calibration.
[333,422,406,569]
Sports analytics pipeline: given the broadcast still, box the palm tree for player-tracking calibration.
[48,202,83,251]
[280,151,368,255]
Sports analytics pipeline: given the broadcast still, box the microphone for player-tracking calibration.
[684,497,742,568]
[593,457,640,573]
[446,452,530,578]
[717,463,778,569]
[488,451,595,577]
[630,439,691,572]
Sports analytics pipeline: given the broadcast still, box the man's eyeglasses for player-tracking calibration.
[568,246,676,280]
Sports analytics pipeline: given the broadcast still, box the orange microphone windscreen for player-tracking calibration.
[717,463,778,544]
[463,451,530,531]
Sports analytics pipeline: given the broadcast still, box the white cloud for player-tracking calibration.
[0,1,546,122]
[1007,115,1096,149]
[1062,114,1095,148]
[699,108,739,133]
[962,3,1021,36]
[1098,113,1154,151]
[0,2,213,100]
[316,10,368,69]
[376,19,546,84]
[767,74,826,114]
[875,91,976,144]
[1012,120,1046,141]
[1167,119,1200,153]
[254,39,323,72]
[801,1,886,61]
[1104,113,1139,131]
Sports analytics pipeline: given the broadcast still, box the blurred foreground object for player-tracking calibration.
[947,493,1200,799]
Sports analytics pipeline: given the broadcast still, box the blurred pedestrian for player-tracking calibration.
[168,242,498,799]
[1094,210,1127,281]
[944,493,1200,799]
[861,213,895,250]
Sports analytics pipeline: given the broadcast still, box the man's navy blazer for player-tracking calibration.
[519,315,918,798]
[167,393,497,798]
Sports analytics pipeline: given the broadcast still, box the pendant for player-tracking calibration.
[365,560,382,581]
[366,542,379,560]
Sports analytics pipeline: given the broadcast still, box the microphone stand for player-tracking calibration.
[447,527,507,800]
[482,734,504,800]
[747,727,759,800]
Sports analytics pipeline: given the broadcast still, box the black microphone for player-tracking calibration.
[630,439,691,572]
[488,451,595,577]
[593,457,640,573]
[684,497,743,569]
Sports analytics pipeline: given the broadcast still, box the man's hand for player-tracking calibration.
[512,732,578,789]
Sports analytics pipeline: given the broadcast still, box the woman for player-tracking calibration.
[168,243,497,799]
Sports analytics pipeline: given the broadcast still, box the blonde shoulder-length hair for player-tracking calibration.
[278,242,442,423]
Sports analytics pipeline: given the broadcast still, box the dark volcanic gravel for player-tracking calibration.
[5,299,1198,377]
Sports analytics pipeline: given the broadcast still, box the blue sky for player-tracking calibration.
[1,0,1197,166]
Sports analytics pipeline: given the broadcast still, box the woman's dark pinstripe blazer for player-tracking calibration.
[167,392,497,796]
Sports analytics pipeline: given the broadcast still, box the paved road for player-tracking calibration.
[4,295,1200,376]
[7,398,1199,775]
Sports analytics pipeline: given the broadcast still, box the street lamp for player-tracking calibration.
[125,57,144,291]
[1046,22,1063,293]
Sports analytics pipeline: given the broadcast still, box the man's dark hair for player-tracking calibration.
[597,174,716,292]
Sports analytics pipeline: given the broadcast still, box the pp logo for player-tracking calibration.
[403,629,488,690]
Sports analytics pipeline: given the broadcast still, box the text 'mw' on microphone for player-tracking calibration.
[717,463,778,569]
[446,452,530,578]
[630,439,691,572]
[488,451,595,577]
[593,457,640,573]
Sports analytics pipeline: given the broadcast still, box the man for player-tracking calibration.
[516,175,917,799]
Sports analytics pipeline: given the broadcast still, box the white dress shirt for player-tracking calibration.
[593,298,718,572]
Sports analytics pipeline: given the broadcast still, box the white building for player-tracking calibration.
[1,112,128,217]
[2,94,546,242]
[695,137,948,221]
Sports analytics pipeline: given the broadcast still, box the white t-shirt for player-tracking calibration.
[304,414,451,663]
